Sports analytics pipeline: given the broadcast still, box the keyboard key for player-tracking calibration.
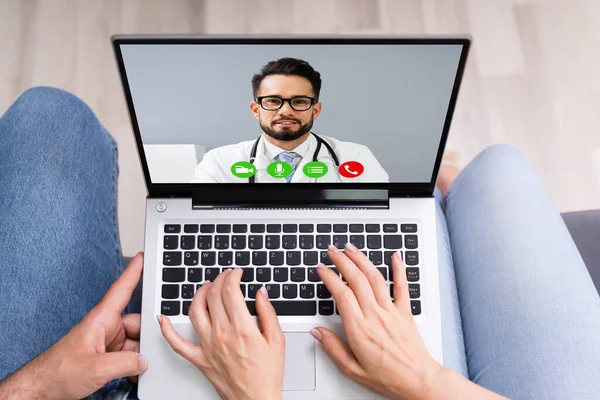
[200,224,215,233]
[376,267,388,280]
[252,251,267,266]
[184,251,199,266]
[409,284,420,298]
[329,267,340,277]
[383,224,398,233]
[367,235,382,249]
[216,224,231,233]
[320,251,333,265]
[349,235,365,249]
[303,251,318,266]
[316,235,331,249]
[181,236,195,250]
[250,224,265,233]
[286,251,301,266]
[246,300,316,316]
[266,284,280,299]
[163,252,182,266]
[231,236,246,249]
[366,224,380,233]
[240,284,246,297]
[349,224,364,233]
[165,224,181,233]
[390,283,394,299]
[235,251,250,266]
[188,268,203,283]
[299,224,314,233]
[162,284,179,299]
[196,284,203,291]
[198,235,212,250]
[218,252,233,266]
[369,251,383,265]
[273,267,289,282]
[291,267,305,282]
[411,300,421,315]
[256,267,271,282]
[163,268,185,282]
[319,300,334,315]
[215,235,229,250]
[384,251,395,267]
[333,224,348,233]
[267,224,281,233]
[405,235,418,249]
[233,224,247,233]
[333,235,348,249]
[405,251,419,265]
[161,301,180,316]
[204,268,220,282]
[406,267,420,282]
[300,284,315,299]
[248,284,263,299]
[182,284,194,299]
[282,235,297,249]
[384,235,403,249]
[266,235,280,249]
[299,235,314,249]
[249,235,263,249]
[307,268,321,282]
[283,284,298,298]
[241,268,254,282]
[184,224,199,233]
[270,251,284,266]
[283,224,297,233]
[401,224,417,233]
[201,252,216,266]
[183,301,192,316]
[317,224,332,233]
[317,284,331,298]
[164,235,178,250]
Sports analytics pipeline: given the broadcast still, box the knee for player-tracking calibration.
[470,144,531,177]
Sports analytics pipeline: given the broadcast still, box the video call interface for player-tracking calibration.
[119,43,464,184]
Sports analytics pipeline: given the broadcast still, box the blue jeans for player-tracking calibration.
[1,87,599,399]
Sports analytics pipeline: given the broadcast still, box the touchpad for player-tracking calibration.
[282,333,315,391]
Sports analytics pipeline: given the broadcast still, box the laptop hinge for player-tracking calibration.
[192,187,389,210]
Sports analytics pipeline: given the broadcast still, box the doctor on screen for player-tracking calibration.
[191,57,389,183]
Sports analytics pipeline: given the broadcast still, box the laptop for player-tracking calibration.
[112,34,470,399]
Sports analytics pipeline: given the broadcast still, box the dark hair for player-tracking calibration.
[251,57,322,101]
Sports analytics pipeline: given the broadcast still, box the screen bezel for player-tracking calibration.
[112,35,470,199]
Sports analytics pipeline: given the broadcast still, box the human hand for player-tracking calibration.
[311,244,443,400]
[158,268,285,400]
[0,253,148,400]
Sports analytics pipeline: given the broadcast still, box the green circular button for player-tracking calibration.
[231,161,256,178]
[303,161,328,178]
[267,161,293,179]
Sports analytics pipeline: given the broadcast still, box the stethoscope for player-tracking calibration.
[248,132,340,183]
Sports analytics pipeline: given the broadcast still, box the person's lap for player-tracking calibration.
[2,87,599,400]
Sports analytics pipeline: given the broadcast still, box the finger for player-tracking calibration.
[327,245,379,310]
[188,282,212,340]
[343,243,394,310]
[316,263,364,321]
[158,315,205,363]
[94,351,148,383]
[122,314,141,339]
[221,268,255,331]
[392,252,411,315]
[122,338,140,353]
[96,252,144,315]
[310,327,364,381]
[255,286,284,345]
[206,270,232,330]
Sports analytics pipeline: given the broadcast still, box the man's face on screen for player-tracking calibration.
[251,75,322,142]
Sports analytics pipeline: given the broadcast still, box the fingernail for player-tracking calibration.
[317,262,328,270]
[310,328,323,342]
[138,354,148,371]
[345,242,357,252]
[328,244,340,252]
[260,287,268,299]
[156,315,162,324]
[396,250,403,261]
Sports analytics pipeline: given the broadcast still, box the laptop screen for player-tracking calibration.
[118,41,464,184]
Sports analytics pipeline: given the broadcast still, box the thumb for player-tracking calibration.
[310,327,364,379]
[93,351,148,383]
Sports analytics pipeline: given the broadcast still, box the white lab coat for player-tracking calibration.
[191,133,389,183]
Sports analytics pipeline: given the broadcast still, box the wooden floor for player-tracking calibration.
[1,0,599,257]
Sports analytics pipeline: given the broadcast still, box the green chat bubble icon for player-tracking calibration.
[303,161,328,178]
[231,161,256,178]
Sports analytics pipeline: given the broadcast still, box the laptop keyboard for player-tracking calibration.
[160,222,421,317]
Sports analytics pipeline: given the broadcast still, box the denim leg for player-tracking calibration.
[445,144,600,399]
[0,87,124,380]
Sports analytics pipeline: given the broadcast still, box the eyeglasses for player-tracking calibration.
[257,96,316,111]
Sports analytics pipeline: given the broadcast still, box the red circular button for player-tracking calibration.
[339,161,364,178]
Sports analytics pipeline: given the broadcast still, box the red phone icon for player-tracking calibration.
[339,161,364,178]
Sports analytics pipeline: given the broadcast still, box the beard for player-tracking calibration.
[260,116,314,142]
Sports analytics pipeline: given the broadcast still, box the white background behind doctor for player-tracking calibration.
[191,57,389,183]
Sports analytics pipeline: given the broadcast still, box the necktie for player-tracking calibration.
[275,151,302,183]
